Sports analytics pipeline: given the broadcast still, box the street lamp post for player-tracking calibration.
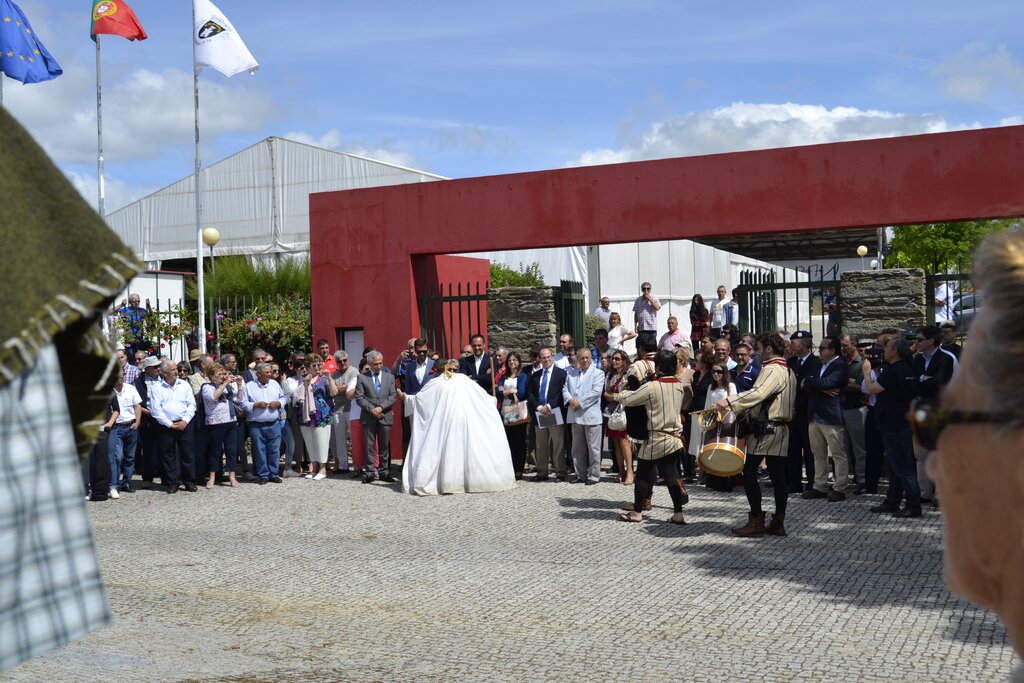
[201,227,221,354]
[857,244,868,270]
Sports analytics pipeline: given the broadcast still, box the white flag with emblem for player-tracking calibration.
[192,0,258,77]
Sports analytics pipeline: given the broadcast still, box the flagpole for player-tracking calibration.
[193,2,208,355]
[95,35,106,217]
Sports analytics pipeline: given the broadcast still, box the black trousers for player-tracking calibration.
[137,422,162,482]
[786,415,814,490]
[634,452,686,513]
[864,406,884,491]
[156,422,195,488]
[401,415,412,456]
[504,423,527,474]
[744,454,788,516]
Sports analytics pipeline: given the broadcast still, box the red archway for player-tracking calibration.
[310,125,1024,364]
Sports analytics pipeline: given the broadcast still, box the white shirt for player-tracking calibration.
[607,326,630,350]
[113,383,142,424]
[552,352,570,370]
[592,306,612,326]
[935,283,954,322]
[415,361,428,384]
[149,378,197,427]
[711,297,730,328]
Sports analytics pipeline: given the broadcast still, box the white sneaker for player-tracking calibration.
[304,473,314,479]
[313,471,327,481]
[108,488,120,499]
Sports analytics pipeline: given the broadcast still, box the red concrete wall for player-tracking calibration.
[411,254,490,358]
[310,125,1024,369]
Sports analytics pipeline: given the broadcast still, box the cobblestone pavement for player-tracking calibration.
[3,469,1017,683]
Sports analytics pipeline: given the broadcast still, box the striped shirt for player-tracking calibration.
[725,358,796,457]
[617,377,688,461]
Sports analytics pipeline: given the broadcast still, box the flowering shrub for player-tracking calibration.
[112,303,198,355]
[215,296,312,362]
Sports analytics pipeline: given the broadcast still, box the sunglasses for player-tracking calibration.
[712,369,725,375]
[909,398,1011,450]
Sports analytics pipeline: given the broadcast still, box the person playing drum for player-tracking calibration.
[716,333,797,537]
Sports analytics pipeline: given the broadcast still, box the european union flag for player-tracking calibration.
[0,0,62,84]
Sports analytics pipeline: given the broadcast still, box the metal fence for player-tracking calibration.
[417,281,490,360]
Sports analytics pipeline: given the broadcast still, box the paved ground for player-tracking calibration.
[3,469,1017,682]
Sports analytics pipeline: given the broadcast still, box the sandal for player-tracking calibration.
[668,514,686,525]
[617,511,643,523]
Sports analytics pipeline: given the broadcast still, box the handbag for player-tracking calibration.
[607,403,627,431]
[501,396,529,426]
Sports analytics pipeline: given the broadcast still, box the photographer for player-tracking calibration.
[862,337,922,518]
[718,334,797,537]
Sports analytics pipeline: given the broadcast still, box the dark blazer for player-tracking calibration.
[459,353,494,395]
[526,365,568,420]
[354,371,397,426]
[913,349,955,401]
[788,353,822,419]
[803,357,848,425]
[399,357,435,395]
[134,374,154,427]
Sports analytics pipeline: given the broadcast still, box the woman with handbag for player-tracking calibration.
[603,349,634,485]
[499,352,530,479]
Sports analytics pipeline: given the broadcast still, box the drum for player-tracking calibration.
[698,409,746,477]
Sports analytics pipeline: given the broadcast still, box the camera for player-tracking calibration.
[858,341,883,369]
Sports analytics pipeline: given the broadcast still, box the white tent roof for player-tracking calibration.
[105,136,446,263]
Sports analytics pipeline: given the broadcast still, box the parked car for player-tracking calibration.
[952,292,983,332]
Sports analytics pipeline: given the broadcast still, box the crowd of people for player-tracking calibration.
[85,248,1024,674]
[91,280,964,539]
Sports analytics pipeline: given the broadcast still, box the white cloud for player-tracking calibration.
[932,42,1024,102]
[570,102,958,166]
[3,63,282,166]
[64,169,157,214]
[281,128,427,171]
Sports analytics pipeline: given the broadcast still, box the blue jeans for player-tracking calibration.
[107,424,138,489]
[280,418,296,470]
[881,427,920,510]
[249,421,282,480]
[205,421,239,474]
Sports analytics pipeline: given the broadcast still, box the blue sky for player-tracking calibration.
[3,0,1022,211]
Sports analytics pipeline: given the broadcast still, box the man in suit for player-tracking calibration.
[355,350,398,483]
[526,346,568,481]
[913,324,956,503]
[397,338,435,456]
[802,336,851,501]
[787,330,821,494]
[459,333,494,395]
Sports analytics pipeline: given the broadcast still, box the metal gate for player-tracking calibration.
[737,269,840,338]
[555,279,586,344]
[925,264,973,335]
[417,280,489,359]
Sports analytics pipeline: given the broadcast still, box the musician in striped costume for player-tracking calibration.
[717,334,797,537]
[613,350,692,525]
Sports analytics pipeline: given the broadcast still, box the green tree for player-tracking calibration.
[489,261,546,287]
[890,220,1016,272]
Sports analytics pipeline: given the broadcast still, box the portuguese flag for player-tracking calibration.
[91,0,147,41]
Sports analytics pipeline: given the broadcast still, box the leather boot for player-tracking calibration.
[731,511,766,537]
[766,513,787,536]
